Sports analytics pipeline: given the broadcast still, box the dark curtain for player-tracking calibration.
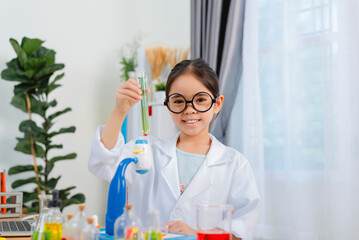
[191,0,246,143]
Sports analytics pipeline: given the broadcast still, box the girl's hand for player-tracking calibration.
[115,78,143,115]
[165,221,197,235]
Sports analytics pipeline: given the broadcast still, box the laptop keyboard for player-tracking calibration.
[0,220,31,232]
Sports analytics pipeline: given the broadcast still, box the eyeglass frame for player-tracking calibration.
[163,91,218,114]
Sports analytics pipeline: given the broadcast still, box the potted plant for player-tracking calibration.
[0,37,85,212]
[154,82,166,104]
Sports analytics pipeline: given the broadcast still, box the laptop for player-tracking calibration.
[0,220,32,237]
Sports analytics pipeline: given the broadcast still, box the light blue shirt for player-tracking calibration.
[176,148,206,188]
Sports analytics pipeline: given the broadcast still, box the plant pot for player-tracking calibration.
[154,91,166,104]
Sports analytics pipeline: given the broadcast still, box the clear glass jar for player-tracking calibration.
[114,205,141,240]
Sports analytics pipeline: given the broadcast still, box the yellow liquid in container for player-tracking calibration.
[44,222,62,240]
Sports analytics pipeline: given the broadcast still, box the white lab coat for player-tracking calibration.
[88,126,259,240]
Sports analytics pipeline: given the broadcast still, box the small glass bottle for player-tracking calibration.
[68,204,88,240]
[62,214,74,239]
[145,210,162,240]
[114,205,141,240]
[43,190,63,240]
[81,217,99,240]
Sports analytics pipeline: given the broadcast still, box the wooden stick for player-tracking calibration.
[25,93,41,196]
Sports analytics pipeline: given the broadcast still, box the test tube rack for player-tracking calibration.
[0,191,23,218]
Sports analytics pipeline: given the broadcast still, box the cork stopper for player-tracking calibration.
[78,204,86,212]
[67,214,74,220]
[125,204,132,210]
[87,217,94,224]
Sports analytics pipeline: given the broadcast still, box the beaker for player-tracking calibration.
[196,204,233,240]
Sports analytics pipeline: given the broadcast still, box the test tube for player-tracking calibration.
[138,73,150,135]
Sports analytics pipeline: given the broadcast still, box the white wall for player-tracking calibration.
[0,0,190,225]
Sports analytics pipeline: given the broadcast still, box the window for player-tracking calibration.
[258,0,337,170]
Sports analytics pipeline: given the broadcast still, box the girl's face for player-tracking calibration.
[167,73,224,138]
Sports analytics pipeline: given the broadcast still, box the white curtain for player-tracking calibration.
[226,0,359,239]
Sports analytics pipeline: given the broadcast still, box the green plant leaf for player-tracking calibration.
[45,161,54,175]
[19,120,46,139]
[23,190,39,203]
[62,193,86,210]
[48,144,63,150]
[34,64,64,80]
[15,137,45,158]
[10,38,28,68]
[21,37,44,57]
[48,107,71,122]
[8,165,43,175]
[14,83,39,96]
[1,59,29,82]
[47,176,61,190]
[50,153,77,163]
[24,58,46,72]
[47,73,64,94]
[11,177,38,189]
[44,50,56,67]
[48,126,75,138]
[59,186,76,199]
[10,94,48,117]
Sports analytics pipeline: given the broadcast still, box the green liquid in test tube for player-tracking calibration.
[138,73,150,135]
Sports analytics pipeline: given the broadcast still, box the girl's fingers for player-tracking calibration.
[118,88,142,101]
[120,80,142,95]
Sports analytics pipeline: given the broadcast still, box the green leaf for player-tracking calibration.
[48,144,63,150]
[34,64,64,80]
[1,67,29,83]
[45,161,54,175]
[47,73,64,94]
[11,177,38,189]
[49,126,75,138]
[48,99,57,108]
[10,94,27,112]
[19,120,46,138]
[44,50,56,67]
[24,58,46,71]
[47,176,61,190]
[62,193,86,209]
[21,37,44,57]
[23,190,39,203]
[59,186,76,200]
[10,94,47,117]
[15,137,45,158]
[10,38,28,68]
[8,165,43,175]
[25,206,39,214]
[50,153,76,163]
[14,83,39,95]
[48,107,71,122]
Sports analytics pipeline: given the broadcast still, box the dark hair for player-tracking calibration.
[165,58,219,98]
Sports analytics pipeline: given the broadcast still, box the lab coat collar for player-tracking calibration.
[154,132,230,201]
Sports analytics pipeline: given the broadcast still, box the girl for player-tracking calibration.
[88,59,259,240]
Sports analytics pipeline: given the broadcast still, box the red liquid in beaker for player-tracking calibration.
[197,232,232,240]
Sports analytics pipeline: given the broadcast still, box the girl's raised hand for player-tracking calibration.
[115,78,143,115]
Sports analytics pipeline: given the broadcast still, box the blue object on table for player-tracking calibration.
[105,157,136,235]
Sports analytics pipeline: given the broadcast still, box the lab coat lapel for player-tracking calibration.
[155,133,181,200]
[177,135,228,204]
